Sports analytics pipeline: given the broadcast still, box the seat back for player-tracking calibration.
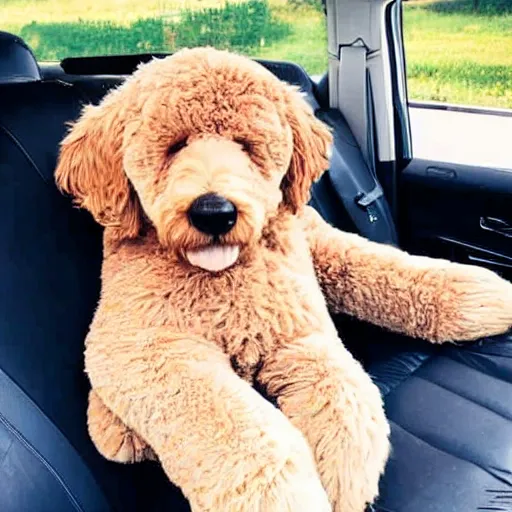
[0,31,41,83]
[0,32,146,512]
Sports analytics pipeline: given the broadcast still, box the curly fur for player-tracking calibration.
[55,47,512,512]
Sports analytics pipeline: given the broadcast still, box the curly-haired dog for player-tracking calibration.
[55,48,512,512]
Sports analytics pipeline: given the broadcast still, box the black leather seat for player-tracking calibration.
[377,334,512,512]
[337,320,512,511]
[1,31,511,512]
[0,31,41,83]
[0,36,128,512]
[0,31,188,512]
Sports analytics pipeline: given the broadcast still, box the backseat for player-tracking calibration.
[1,30,512,512]
[0,31,190,512]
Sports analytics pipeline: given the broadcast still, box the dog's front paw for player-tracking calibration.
[257,455,332,512]
[88,390,156,463]
[436,265,512,342]
[187,425,331,512]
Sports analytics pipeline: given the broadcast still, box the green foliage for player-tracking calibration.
[408,61,512,105]
[409,61,512,87]
[172,0,290,51]
[424,0,512,15]
[286,0,324,12]
[404,0,512,108]
[19,0,290,61]
[21,18,167,60]
[253,9,327,73]
[2,0,512,108]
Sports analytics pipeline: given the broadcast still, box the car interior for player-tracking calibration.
[1,22,511,512]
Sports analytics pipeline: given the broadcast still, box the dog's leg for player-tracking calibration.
[258,334,390,512]
[88,389,156,463]
[86,332,331,512]
[303,206,512,342]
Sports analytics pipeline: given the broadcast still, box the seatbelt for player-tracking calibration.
[338,45,369,165]
[337,44,384,215]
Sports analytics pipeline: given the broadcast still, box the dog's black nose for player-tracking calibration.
[188,193,237,236]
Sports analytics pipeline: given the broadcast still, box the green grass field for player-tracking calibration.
[1,0,511,108]
[404,0,512,108]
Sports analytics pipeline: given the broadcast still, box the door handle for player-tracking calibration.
[480,216,512,238]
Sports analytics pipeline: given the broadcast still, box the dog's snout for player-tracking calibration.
[188,193,237,236]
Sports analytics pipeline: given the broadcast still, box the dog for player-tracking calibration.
[55,47,512,512]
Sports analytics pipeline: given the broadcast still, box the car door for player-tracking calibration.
[391,0,512,282]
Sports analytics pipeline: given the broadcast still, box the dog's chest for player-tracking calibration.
[134,250,329,381]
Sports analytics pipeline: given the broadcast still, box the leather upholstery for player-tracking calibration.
[0,78,136,512]
[1,32,511,511]
[0,367,110,512]
[377,333,512,512]
[0,31,41,83]
[346,321,512,512]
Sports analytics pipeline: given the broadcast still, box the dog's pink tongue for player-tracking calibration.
[186,245,240,272]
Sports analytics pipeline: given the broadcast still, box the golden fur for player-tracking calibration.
[55,47,512,512]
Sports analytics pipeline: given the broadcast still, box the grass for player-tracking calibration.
[16,2,292,60]
[404,0,512,108]
[249,5,327,73]
[0,0,328,73]
[0,0,511,108]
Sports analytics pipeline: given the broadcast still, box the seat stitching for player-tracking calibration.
[0,436,14,468]
[415,374,512,421]
[454,347,512,359]
[371,354,434,397]
[55,78,94,105]
[0,367,110,510]
[0,411,83,512]
[0,123,49,184]
[444,352,512,385]
[388,421,512,487]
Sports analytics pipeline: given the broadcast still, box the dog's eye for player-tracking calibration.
[234,138,253,154]
[167,138,188,156]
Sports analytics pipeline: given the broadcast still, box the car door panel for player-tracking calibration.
[400,158,512,281]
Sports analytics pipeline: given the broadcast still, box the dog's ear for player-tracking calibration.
[280,88,332,214]
[55,91,142,240]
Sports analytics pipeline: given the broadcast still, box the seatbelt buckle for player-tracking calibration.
[355,183,383,223]
[355,182,384,208]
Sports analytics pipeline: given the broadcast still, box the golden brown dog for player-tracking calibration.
[55,47,512,512]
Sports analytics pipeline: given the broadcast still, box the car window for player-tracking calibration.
[0,0,327,75]
[403,0,512,110]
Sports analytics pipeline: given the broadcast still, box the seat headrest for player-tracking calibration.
[0,32,41,84]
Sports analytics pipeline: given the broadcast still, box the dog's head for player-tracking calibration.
[56,48,332,272]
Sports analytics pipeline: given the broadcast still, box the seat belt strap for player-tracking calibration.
[337,45,369,166]
[337,45,384,209]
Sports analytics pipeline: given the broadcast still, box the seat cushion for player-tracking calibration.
[363,327,512,512]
